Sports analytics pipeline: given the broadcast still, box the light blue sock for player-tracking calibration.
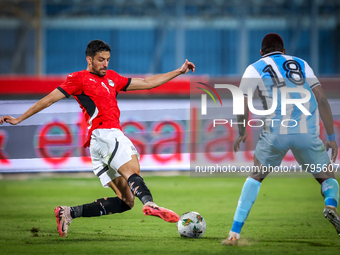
[231,177,261,234]
[321,178,339,207]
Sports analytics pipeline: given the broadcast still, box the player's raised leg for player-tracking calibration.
[118,155,179,223]
[309,159,340,236]
[54,176,134,237]
[290,131,339,237]
[316,171,340,236]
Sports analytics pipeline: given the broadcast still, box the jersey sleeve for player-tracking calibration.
[110,71,131,92]
[57,72,83,98]
[304,60,321,89]
[239,65,261,97]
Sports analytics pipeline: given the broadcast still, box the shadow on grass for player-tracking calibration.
[261,239,340,247]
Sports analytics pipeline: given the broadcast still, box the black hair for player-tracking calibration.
[85,40,111,58]
[261,33,284,55]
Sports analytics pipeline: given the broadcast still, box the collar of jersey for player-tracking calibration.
[261,51,283,58]
[89,71,106,77]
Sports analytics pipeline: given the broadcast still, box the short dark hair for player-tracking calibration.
[85,39,111,58]
[261,33,284,55]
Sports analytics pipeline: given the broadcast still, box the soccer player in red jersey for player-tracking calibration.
[0,39,195,237]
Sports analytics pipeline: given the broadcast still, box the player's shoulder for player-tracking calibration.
[249,55,270,70]
[106,69,120,77]
[283,54,307,63]
[66,70,88,80]
[243,63,260,78]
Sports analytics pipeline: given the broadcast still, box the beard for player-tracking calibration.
[91,61,107,77]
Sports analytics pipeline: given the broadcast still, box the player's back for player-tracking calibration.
[244,51,320,135]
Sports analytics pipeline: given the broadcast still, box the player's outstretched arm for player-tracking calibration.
[313,85,338,162]
[0,88,66,126]
[126,59,195,91]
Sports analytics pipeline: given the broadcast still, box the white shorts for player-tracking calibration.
[90,128,140,187]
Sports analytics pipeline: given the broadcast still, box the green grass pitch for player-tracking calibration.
[0,175,339,254]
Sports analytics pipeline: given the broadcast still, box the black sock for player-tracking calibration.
[127,173,153,204]
[70,197,131,218]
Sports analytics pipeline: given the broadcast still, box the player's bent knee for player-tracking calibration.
[121,196,135,208]
[118,186,135,208]
[120,187,135,208]
[249,172,267,182]
[313,165,336,183]
[250,176,263,182]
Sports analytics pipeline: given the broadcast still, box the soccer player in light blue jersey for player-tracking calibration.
[222,33,340,245]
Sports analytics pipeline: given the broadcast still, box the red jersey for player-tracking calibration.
[57,70,131,147]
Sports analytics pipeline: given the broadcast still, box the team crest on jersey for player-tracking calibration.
[108,79,115,87]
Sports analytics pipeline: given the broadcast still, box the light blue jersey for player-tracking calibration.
[239,51,320,135]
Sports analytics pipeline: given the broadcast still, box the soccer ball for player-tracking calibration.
[177,211,206,238]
